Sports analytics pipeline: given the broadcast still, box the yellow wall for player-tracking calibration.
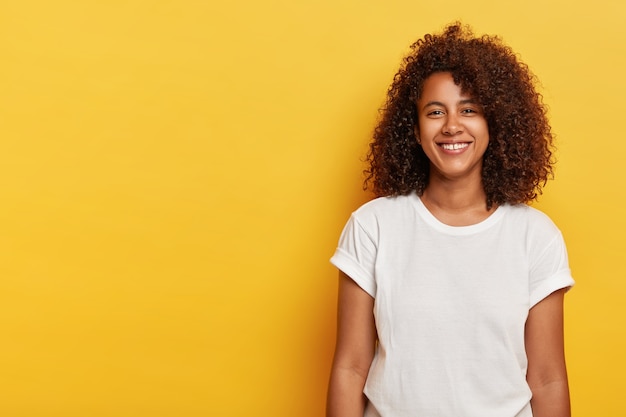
[1,1,624,415]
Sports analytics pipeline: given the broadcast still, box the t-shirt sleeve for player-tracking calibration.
[529,231,574,308]
[330,214,377,298]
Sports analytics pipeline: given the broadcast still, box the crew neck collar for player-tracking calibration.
[410,193,506,235]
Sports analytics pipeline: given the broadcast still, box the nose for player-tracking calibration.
[442,114,462,135]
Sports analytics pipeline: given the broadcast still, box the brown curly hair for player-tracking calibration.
[364,22,555,208]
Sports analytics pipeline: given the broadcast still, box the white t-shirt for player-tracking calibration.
[331,193,574,417]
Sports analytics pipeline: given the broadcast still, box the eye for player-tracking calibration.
[461,107,481,115]
[427,109,445,117]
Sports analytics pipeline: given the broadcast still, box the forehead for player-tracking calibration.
[419,72,473,101]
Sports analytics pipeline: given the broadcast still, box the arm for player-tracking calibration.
[327,271,377,417]
[525,288,571,417]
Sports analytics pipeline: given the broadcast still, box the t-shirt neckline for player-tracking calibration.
[410,193,506,236]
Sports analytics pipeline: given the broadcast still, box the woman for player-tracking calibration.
[327,23,573,417]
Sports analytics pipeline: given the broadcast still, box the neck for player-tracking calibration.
[421,175,495,226]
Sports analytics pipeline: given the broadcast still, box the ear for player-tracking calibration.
[414,124,421,144]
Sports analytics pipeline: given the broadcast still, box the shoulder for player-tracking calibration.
[342,194,419,241]
[503,204,561,231]
[353,193,417,214]
[351,194,417,222]
[501,204,566,251]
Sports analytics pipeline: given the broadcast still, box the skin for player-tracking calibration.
[327,71,570,416]
[525,288,571,417]
[327,272,376,417]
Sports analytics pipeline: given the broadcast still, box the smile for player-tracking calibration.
[440,143,469,150]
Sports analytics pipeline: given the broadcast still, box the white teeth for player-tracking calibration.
[441,143,469,150]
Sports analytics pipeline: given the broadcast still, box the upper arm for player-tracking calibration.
[525,288,568,388]
[332,271,377,376]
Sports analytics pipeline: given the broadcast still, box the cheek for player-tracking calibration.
[474,119,489,135]
[466,120,489,140]
[417,118,437,137]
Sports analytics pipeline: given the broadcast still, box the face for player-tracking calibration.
[416,72,489,183]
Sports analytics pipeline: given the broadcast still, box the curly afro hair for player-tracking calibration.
[364,22,555,208]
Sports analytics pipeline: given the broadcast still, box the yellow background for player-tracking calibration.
[1,1,624,415]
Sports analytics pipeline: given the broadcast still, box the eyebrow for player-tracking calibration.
[420,99,479,112]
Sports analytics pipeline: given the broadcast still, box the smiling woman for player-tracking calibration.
[327,22,573,417]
